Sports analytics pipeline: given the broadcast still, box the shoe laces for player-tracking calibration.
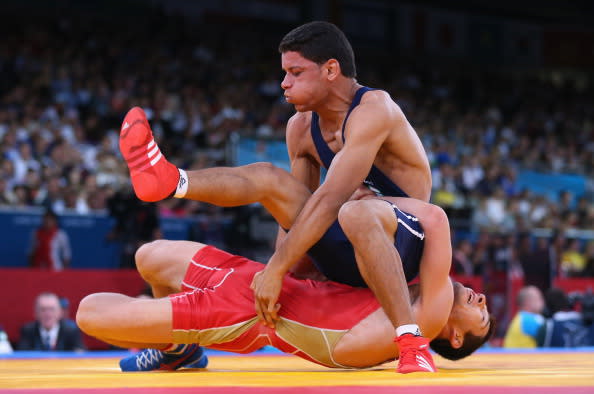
[398,341,421,366]
[135,349,164,369]
[396,335,430,364]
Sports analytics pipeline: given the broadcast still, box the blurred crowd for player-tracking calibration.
[0,9,593,283]
[503,285,594,348]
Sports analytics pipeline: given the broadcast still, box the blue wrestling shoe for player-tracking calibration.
[119,344,208,372]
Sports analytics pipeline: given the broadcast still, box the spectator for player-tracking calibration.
[17,292,85,351]
[59,297,77,330]
[28,210,72,271]
[106,189,161,268]
[561,239,586,277]
[519,237,553,292]
[582,242,594,277]
[451,239,474,276]
[538,288,594,347]
[503,286,545,348]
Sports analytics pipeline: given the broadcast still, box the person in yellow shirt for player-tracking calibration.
[561,239,586,277]
[503,286,545,348]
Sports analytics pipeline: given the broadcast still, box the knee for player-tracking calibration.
[248,162,279,179]
[76,294,101,335]
[248,162,289,187]
[338,200,395,240]
[420,204,448,230]
[338,200,375,236]
[135,240,168,281]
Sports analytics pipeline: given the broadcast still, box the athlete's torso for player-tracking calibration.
[291,86,431,201]
[311,86,407,197]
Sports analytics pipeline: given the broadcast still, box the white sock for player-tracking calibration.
[174,169,189,198]
[396,324,421,337]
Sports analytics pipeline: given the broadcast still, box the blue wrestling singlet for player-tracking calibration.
[306,86,422,287]
[310,86,409,198]
[307,201,425,287]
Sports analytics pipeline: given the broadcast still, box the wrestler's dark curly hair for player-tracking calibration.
[430,315,496,361]
[279,21,356,78]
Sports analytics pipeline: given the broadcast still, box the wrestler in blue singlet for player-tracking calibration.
[307,86,423,287]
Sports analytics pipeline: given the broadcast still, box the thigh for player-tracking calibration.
[137,240,207,292]
[307,221,366,287]
[78,293,174,344]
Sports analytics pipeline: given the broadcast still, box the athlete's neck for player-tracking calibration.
[313,79,361,125]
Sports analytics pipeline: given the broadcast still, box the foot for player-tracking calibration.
[395,334,436,373]
[119,344,208,372]
[120,107,180,202]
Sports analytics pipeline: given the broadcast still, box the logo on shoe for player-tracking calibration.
[415,354,435,372]
[121,119,142,140]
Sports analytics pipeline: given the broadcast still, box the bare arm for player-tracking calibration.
[267,102,395,275]
[384,197,454,339]
[285,114,320,195]
[275,114,321,276]
[251,104,397,325]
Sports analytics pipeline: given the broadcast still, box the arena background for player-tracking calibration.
[0,0,593,365]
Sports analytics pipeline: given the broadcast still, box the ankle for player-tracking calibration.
[173,169,188,198]
[396,324,421,338]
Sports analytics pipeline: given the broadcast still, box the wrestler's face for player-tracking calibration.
[281,51,330,112]
[450,282,491,339]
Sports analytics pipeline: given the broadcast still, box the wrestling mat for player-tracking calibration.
[1,348,593,393]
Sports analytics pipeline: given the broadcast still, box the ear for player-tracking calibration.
[449,327,463,349]
[324,59,340,81]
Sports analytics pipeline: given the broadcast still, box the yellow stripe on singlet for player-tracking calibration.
[172,318,259,346]
[274,318,349,368]
[172,317,349,368]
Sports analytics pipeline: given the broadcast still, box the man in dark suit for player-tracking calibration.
[17,292,85,351]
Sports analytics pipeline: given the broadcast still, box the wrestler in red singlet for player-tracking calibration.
[170,246,380,368]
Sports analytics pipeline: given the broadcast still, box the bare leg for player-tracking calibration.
[183,162,310,230]
[338,199,414,331]
[76,293,174,344]
[92,337,169,350]
[136,163,314,293]
[78,291,209,372]
[135,240,208,298]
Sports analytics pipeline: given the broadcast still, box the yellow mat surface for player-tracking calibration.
[0,352,593,389]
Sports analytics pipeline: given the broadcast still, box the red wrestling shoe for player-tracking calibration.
[395,333,436,373]
[120,107,179,202]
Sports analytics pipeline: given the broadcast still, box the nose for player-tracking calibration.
[281,74,291,90]
[477,293,486,306]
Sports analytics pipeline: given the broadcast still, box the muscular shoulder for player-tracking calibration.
[358,89,405,124]
[286,111,312,156]
[286,112,311,140]
[347,90,406,138]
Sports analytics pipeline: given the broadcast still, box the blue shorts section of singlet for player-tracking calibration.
[307,201,425,288]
